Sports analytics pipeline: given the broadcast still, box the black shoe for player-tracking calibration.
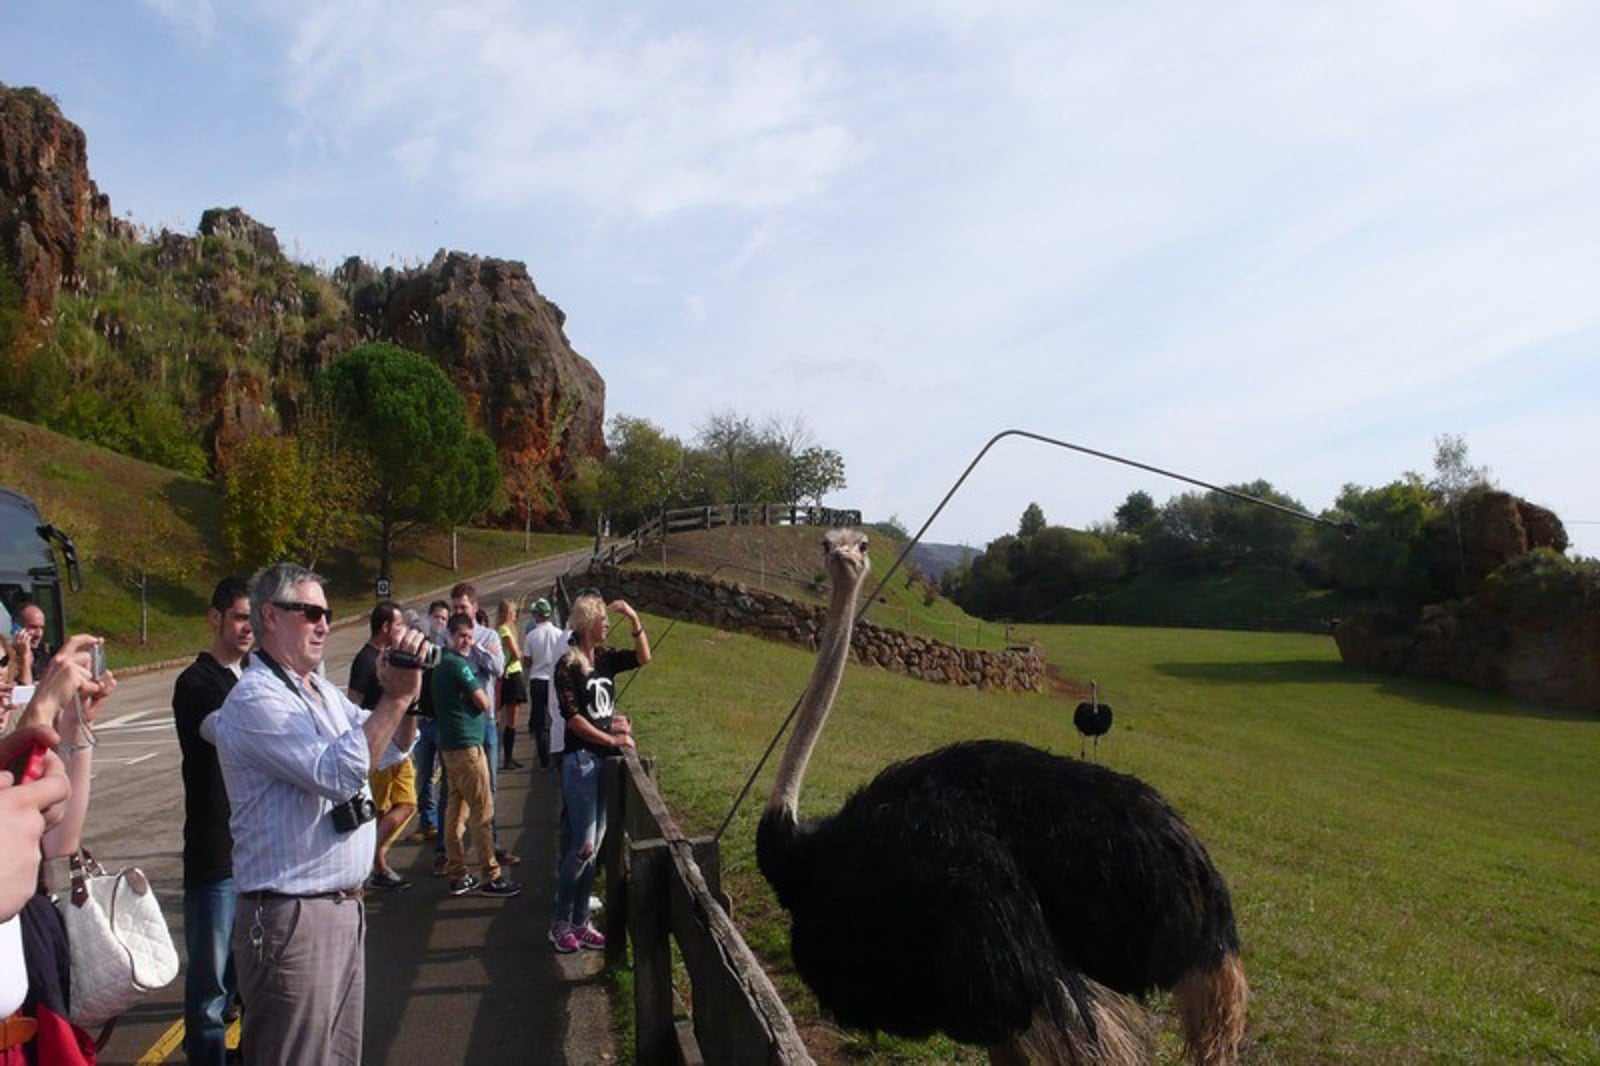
[495,848,522,867]
[504,758,525,770]
[369,868,412,890]
[479,877,523,898]
[448,874,480,896]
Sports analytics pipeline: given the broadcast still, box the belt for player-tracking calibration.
[1,1014,37,1051]
[240,886,364,902]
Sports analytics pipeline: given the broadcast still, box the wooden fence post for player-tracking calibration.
[629,840,675,1065]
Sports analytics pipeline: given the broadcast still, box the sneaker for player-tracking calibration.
[479,877,523,898]
[447,875,479,896]
[503,758,525,770]
[368,867,411,891]
[495,848,522,867]
[431,854,449,877]
[551,923,579,954]
[574,923,606,951]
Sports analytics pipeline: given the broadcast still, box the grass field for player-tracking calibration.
[615,616,1600,1064]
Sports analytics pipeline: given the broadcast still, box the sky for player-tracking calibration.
[5,1,1599,556]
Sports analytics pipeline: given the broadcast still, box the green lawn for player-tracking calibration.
[616,618,1600,1064]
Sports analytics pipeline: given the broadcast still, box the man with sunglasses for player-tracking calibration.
[210,562,428,1065]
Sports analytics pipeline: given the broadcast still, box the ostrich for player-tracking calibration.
[1073,681,1113,759]
[757,530,1248,1065]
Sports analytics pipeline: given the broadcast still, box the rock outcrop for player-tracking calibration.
[1334,493,1598,711]
[339,251,607,526]
[0,82,608,526]
[0,83,122,316]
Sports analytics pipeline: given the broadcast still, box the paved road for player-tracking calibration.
[72,548,619,1065]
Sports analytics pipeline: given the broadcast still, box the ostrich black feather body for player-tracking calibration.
[757,738,1239,1045]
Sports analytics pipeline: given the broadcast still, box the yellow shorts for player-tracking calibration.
[369,757,417,812]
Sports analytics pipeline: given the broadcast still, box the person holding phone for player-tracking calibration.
[4,634,116,1060]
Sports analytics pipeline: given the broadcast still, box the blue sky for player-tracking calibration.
[6,1,1598,556]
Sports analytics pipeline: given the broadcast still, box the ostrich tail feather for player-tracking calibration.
[987,977,1151,1066]
[1174,951,1249,1066]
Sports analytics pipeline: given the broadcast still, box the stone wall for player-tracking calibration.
[585,564,1044,693]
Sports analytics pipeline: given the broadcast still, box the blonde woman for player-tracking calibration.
[495,599,529,770]
[548,592,649,952]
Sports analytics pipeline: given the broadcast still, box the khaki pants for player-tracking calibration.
[442,746,498,882]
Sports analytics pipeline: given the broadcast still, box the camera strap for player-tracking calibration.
[253,648,345,742]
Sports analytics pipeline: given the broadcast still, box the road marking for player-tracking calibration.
[137,1018,183,1064]
[125,752,160,766]
[136,1017,241,1063]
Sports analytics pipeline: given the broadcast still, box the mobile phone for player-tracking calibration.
[6,741,47,784]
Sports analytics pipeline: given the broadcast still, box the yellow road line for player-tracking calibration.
[136,1018,184,1065]
[136,1016,240,1063]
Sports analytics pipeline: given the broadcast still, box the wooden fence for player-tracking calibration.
[595,503,863,568]
[602,751,813,1065]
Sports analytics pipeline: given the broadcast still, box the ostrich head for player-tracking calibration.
[766,529,871,821]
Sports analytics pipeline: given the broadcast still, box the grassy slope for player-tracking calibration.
[638,525,1010,649]
[618,615,1599,1063]
[0,414,588,663]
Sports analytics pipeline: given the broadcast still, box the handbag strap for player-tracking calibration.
[67,847,108,907]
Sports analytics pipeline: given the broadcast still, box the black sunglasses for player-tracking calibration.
[273,600,333,624]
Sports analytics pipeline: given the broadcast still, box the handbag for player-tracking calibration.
[55,849,179,1029]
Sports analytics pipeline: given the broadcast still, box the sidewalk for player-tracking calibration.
[360,757,618,1064]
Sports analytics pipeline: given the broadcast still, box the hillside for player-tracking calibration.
[1,82,605,528]
[634,524,1006,649]
[0,414,586,662]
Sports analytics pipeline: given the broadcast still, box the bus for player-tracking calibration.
[0,487,81,656]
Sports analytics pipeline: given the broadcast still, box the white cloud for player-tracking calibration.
[275,4,859,219]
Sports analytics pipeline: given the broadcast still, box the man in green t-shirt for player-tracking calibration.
[432,613,521,899]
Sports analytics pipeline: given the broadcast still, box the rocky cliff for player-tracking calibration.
[0,82,605,526]
[0,84,123,315]
[1334,491,1598,710]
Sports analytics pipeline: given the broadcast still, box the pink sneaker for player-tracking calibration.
[574,923,607,951]
[550,922,579,954]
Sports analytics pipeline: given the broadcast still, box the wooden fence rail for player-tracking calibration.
[594,503,863,569]
[603,752,814,1065]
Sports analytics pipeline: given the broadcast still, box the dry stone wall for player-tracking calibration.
[585,564,1043,693]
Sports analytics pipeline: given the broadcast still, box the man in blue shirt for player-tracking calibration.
[212,562,427,1065]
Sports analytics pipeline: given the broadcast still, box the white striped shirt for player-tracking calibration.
[214,658,377,894]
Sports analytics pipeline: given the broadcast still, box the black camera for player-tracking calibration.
[384,644,440,670]
[329,793,377,833]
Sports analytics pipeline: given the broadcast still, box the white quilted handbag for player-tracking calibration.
[57,849,180,1028]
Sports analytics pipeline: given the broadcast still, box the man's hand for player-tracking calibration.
[374,626,427,707]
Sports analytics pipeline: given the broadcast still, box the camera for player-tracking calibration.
[329,793,377,833]
[384,644,440,670]
[89,643,106,680]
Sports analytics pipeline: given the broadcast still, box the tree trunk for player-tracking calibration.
[379,514,394,582]
[451,528,459,571]
[138,574,149,645]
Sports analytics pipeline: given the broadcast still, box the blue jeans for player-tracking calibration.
[183,877,237,1065]
[414,718,440,831]
[554,749,606,928]
[482,714,499,797]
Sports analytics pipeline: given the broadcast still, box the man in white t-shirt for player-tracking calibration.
[521,598,568,769]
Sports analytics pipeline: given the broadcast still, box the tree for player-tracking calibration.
[790,447,846,507]
[1430,433,1495,588]
[317,342,500,581]
[1018,503,1047,539]
[598,415,688,528]
[1114,490,1158,535]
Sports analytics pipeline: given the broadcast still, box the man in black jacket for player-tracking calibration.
[172,576,253,1065]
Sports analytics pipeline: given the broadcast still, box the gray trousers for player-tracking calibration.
[233,894,366,1065]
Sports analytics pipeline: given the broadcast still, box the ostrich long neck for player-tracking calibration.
[767,561,863,820]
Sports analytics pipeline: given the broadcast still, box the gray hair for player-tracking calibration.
[249,561,325,636]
